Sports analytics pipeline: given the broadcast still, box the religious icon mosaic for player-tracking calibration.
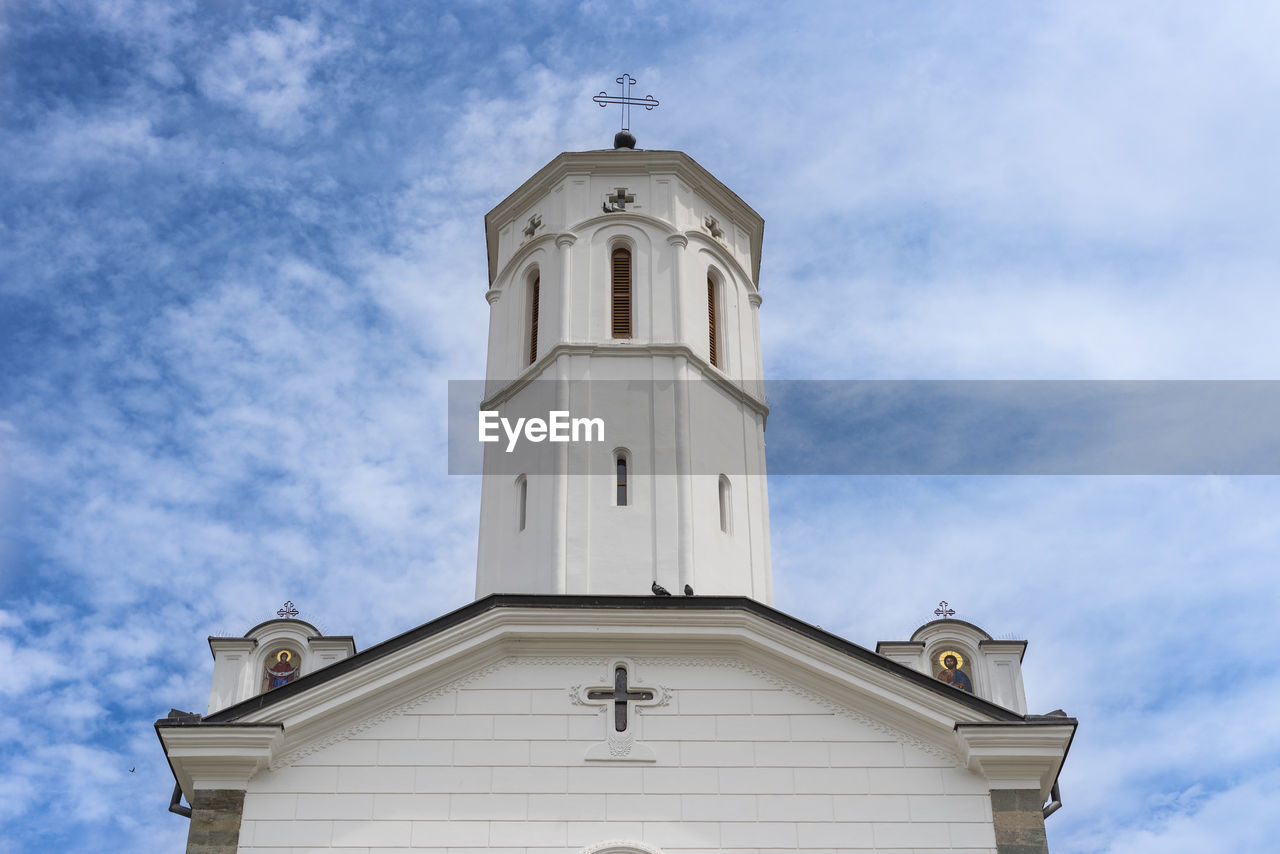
[263,648,300,691]
[933,649,973,693]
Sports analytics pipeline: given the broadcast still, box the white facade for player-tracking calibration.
[164,603,1072,854]
[474,151,772,602]
[158,144,1075,854]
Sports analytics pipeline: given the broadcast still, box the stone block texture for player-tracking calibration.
[235,656,1005,852]
[185,788,245,854]
[991,788,1049,854]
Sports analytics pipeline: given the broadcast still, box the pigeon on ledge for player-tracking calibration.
[683,584,694,596]
[651,581,671,596]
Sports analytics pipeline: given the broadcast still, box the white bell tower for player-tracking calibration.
[475,142,772,602]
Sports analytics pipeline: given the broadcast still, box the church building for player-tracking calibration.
[157,126,1075,854]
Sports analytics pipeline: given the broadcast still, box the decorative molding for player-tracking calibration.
[274,655,607,770]
[484,150,765,287]
[578,841,664,854]
[634,655,962,766]
[260,624,996,774]
[268,658,510,770]
[160,726,282,793]
[955,723,1075,798]
[480,342,768,416]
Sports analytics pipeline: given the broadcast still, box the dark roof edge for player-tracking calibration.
[203,594,1026,724]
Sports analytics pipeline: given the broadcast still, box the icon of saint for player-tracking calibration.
[265,650,298,689]
[937,653,972,692]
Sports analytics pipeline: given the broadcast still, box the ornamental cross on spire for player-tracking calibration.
[593,74,659,149]
[934,600,956,619]
[277,600,299,619]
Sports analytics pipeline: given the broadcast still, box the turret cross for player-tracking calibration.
[593,74,659,133]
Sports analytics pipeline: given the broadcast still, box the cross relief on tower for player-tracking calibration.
[603,186,637,213]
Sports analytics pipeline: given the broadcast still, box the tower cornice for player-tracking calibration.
[485,149,764,288]
[490,216,757,305]
[480,341,769,420]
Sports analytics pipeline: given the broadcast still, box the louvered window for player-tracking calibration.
[611,248,632,338]
[528,276,539,365]
[707,276,719,367]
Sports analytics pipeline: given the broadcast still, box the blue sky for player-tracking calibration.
[2,1,1279,851]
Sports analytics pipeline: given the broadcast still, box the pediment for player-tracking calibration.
[200,597,1023,774]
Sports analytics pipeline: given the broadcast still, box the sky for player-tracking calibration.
[2,1,1279,851]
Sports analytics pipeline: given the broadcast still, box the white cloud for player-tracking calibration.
[199,16,344,138]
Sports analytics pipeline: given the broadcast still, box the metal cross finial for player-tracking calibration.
[277,600,299,620]
[934,600,956,619]
[593,74,659,149]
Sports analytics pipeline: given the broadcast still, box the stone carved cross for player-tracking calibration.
[277,600,299,619]
[604,187,636,213]
[934,600,956,619]
[587,665,654,732]
[704,214,724,239]
[522,214,542,238]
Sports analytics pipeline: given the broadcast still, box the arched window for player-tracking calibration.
[707,275,719,368]
[718,474,731,533]
[528,275,540,365]
[516,475,527,531]
[611,247,632,338]
[616,453,629,506]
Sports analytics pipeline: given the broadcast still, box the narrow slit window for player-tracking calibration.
[528,276,539,365]
[611,248,632,338]
[718,475,731,533]
[517,477,527,531]
[616,455,628,506]
[708,276,719,367]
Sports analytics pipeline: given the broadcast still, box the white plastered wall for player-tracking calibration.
[235,655,998,853]
[476,153,771,602]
